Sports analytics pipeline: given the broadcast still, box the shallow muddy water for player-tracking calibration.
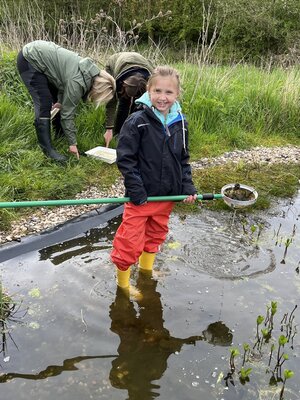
[0,193,299,400]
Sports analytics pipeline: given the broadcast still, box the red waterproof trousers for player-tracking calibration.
[111,201,174,271]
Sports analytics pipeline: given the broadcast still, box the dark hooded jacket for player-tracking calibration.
[116,93,197,205]
[105,52,154,130]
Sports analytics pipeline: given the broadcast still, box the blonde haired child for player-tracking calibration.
[111,66,197,294]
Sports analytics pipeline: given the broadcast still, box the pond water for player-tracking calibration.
[0,192,299,400]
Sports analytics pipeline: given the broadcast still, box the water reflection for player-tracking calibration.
[38,222,119,265]
[0,354,117,383]
[38,211,278,280]
[109,271,232,399]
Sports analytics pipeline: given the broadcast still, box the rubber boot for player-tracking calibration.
[35,118,67,162]
[139,251,156,271]
[52,113,65,139]
[116,267,142,300]
[116,267,131,289]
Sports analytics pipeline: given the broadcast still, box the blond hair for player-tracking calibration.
[88,70,116,108]
[147,66,181,92]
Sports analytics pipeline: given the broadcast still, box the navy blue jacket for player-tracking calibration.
[116,105,197,205]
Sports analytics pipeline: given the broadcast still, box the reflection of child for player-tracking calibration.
[111,66,197,292]
[109,274,203,399]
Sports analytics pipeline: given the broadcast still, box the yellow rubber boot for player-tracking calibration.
[116,267,143,301]
[116,267,131,289]
[139,251,156,271]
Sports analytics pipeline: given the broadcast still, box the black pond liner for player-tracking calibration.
[0,204,123,263]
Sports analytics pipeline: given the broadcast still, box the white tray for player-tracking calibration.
[85,146,117,164]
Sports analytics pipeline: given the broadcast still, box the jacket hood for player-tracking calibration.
[135,92,183,126]
[78,57,100,88]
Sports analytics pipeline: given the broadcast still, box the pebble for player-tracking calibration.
[191,144,299,169]
[0,145,299,246]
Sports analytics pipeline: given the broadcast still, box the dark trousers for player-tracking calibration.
[17,51,58,119]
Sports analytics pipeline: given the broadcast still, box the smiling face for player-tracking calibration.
[148,76,179,116]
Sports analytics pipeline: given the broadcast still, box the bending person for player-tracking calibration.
[104,51,154,147]
[17,40,116,162]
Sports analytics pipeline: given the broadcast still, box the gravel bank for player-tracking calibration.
[0,145,299,245]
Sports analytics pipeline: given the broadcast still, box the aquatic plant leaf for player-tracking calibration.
[239,367,252,378]
[257,315,264,325]
[278,335,288,346]
[243,343,250,351]
[283,369,294,379]
[216,371,224,383]
[271,301,277,315]
[261,328,270,338]
[28,321,40,329]
[230,348,240,357]
[28,288,41,298]
[167,241,181,250]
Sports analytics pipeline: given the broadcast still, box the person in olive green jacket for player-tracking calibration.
[104,52,154,147]
[17,40,116,162]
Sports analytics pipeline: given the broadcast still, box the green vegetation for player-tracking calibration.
[179,63,300,157]
[0,48,300,230]
[1,0,300,62]
[0,280,26,356]
[0,2,300,231]
[191,162,300,211]
[0,281,12,322]
[223,301,297,398]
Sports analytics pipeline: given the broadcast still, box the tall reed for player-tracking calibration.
[0,0,169,63]
[177,63,300,156]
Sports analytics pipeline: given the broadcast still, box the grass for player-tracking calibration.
[192,162,300,210]
[0,93,120,229]
[0,51,300,231]
[174,162,300,215]
[0,282,11,322]
[177,63,300,158]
